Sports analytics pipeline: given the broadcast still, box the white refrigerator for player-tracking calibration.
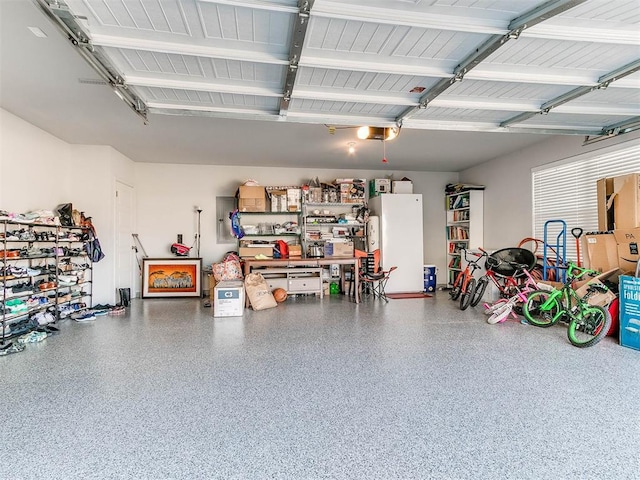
[368,194,424,293]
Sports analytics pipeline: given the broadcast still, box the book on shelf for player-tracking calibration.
[447,226,469,240]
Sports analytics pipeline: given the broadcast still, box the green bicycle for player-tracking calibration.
[523,262,612,348]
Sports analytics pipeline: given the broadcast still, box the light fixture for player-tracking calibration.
[356,126,399,141]
[27,26,47,38]
[347,142,356,155]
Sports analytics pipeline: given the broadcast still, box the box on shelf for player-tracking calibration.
[213,280,244,317]
[598,173,640,230]
[324,240,354,257]
[336,179,366,203]
[612,228,640,273]
[369,179,391,197]
[392,180,413,194]
[581,232,618,272]
[287,188,301,212]
[288,244,302,257]
[619,275,640,350]
[237,185,267,212]
[238,245,274,258]
[269,190,288,212]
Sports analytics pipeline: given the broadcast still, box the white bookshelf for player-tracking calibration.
[445,190,484,286]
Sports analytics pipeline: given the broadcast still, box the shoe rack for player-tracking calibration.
[1,219,93,352]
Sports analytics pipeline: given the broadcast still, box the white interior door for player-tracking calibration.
[115,181,135,299]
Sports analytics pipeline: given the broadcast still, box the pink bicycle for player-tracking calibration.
[483,265,545,324]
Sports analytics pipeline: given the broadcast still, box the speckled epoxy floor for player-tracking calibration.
[0,293,638,480]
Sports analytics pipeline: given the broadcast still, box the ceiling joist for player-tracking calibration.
[501,58,640,127]
[279,0,314,116]
[395,0,588,124]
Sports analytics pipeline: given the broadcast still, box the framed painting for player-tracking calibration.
[142,258,202,298]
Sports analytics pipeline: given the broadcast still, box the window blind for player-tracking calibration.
[532,141,640,263]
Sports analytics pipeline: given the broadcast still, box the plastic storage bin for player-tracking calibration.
[424,265,436,292]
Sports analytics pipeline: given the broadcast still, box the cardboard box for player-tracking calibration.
[575,279,617,308]
[214,280,245,317]
[581,232,619,272]
[598,173,640,230]
[613,228,640,273]
[238,246,273,258]
[618,275,640,350]
[369,179,391,197]
[269,190,288,212]
[287,188,301,212]
[238,185,267,212]
[324,240,354,257]
[392,180,413,194]
[288,244,302,257]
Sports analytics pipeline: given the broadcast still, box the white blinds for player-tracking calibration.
[532,140,640,263]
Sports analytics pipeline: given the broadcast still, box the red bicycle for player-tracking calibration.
[449,249,487,310]
[470,247,537,307]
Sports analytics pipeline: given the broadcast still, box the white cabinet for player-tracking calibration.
[445,190,484,286]
[254,267,322,296]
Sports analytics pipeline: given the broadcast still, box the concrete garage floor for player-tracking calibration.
[1,292,638,480]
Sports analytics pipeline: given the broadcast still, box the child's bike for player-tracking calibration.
[484,265,540,324]
[522,262,612,348]
[449,249,487,311]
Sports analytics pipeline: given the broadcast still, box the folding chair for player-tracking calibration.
[360,265,397,302]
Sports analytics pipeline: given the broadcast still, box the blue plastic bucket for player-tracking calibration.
[424,265,436,292]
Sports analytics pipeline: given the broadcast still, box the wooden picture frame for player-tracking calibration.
[142,258,202,298]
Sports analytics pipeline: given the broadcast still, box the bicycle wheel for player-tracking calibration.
[567,305,611,348]
[488,303,513,324]
[523,290,561,327]
[470,276,489,307]
[449,274,462,300]
[484,298,507,315]
[460,278,476,311]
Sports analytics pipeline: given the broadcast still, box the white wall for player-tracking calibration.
[2,107,459,300]
[134,163,458,292]
[460,132,640,251]
[1,109,135,305]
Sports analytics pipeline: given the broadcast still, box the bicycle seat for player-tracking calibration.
[486,248,536,277]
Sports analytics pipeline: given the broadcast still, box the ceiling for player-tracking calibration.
[1,0,639,172]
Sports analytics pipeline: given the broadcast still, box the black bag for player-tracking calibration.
[56,203,74,226]
[85,236,105,263]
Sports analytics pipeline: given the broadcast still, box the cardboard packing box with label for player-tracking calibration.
[581,232,619,272]
[613,228,640,274]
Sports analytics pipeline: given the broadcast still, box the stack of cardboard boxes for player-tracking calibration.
[581,173,640,349]
[582,173,640,274]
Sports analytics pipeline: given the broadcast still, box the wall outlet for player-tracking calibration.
[177,234,183,244]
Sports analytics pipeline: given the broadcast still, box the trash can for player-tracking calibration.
[424,265,436,292]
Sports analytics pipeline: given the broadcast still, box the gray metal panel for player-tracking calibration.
[412,106,513,123]
[290,98,404,116]
[106,47,285,84]
[487,37,639,72]
[518,112,635,128]
[445,79,576,103]
[139,86,280,109]
[296,66,439,93]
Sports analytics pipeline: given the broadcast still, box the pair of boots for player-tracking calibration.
[118,288,131,307]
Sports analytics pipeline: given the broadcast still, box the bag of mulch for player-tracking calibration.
[213,252,243,282]
[244,272,277,311]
